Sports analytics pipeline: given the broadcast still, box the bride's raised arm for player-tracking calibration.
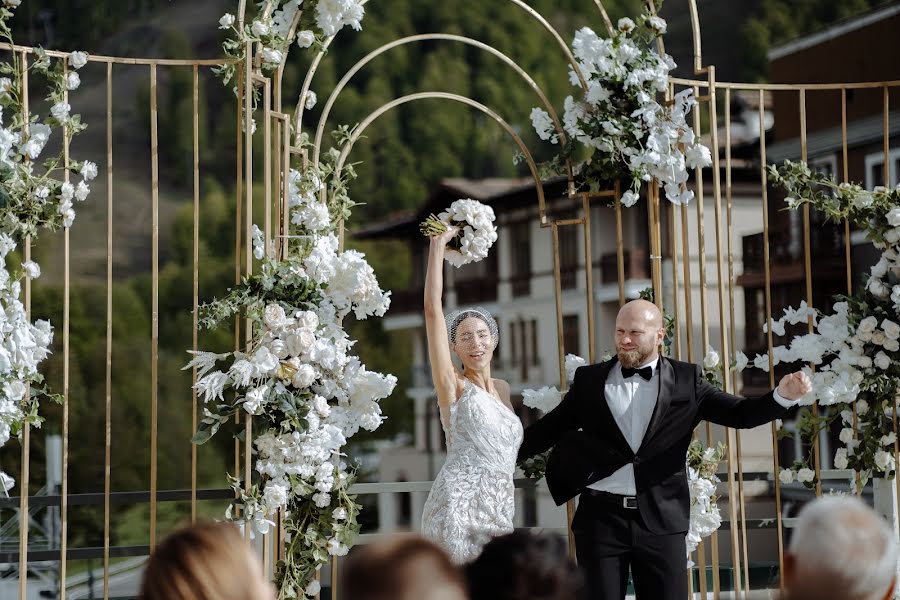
[424,229,461,408]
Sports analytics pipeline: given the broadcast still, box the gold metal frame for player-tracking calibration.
[5,1,898,599]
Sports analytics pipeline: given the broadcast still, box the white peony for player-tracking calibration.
[68,51,89,69]
[297,30,315,48]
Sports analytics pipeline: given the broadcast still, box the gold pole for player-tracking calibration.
[243,41,254,540]
[18,50,30,600]
[759,88,786,592]
[614,184,625,306]
[582,193,596,364]
[149,62,160,549]
[103,61,114,600]
[191,64,200,523]
[552,221,577,559]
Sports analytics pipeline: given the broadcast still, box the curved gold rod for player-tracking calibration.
[275,8,303,110]
[292,0,589,143]
[687,0,703,72]
[311,34,570,166]
[333,91,550,222]
[590,0,615,35]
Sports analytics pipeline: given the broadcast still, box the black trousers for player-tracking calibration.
[572,492,687,600]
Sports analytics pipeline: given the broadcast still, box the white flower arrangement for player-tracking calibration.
[520,351,726,558]
[760,161,900,489]
[0,1,91,493]
[188,131,395,600]
[530,11,711,205]
[215,0,365,85]
[419,198,498,267]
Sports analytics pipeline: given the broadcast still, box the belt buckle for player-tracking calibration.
[623,496,637,509]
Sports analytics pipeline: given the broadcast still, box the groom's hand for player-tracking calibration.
[777,371,812,401]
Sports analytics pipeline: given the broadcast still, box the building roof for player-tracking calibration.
[768,1,900,61]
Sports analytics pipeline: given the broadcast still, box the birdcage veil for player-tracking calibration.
[445,307,499,350]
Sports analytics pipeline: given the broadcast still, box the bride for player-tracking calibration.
[419,228,523,564]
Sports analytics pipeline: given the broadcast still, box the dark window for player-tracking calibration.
[510,221,531,297]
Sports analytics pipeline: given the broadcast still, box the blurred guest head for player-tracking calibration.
[341,535,467,600]
[139,521,274,600]
[466,531,585,600]
[785,495,897,600]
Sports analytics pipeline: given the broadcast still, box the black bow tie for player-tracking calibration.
[621,366,653,381]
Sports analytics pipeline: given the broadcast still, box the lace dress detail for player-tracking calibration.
[421,380,524,564]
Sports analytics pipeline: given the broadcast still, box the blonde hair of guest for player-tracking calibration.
[139,521,274,600]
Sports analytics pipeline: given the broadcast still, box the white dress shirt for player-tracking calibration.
[588,357,795,496]
[588,357,660,496]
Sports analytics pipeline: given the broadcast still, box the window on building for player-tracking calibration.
[563,315,580,358]
[510,220,531,297]
[865,148,900,189]
[558,211,579,290]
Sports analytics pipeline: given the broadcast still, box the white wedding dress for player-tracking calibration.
[421,379,524,564]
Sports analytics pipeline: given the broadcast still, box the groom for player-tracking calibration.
[518,299,810,600]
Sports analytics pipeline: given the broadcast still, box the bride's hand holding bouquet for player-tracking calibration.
[420,198,498,267]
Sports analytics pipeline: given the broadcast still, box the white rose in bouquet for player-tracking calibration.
[420,198,498,267]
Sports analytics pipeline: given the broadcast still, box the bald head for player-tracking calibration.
[614,300,665,368]
[617,300,663,329]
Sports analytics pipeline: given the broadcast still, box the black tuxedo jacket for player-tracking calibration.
[517,356,790,535]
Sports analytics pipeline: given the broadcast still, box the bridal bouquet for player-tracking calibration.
[530,10,711,206]
[420,198,498,267]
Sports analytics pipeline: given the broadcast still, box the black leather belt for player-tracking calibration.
[586,489,638,509]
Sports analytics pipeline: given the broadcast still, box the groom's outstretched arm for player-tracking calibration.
[517,367,584,462]
[696,365,791,428]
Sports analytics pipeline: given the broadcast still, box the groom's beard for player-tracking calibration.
[617,343,654,369]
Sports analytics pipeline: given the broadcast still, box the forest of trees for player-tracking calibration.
[0,0,890,549]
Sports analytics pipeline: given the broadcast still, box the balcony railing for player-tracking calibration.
[742,223,844,273]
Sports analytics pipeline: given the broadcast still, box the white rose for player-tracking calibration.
[872,331,887,346]
[703,348,720,369]
[617,17,635,32]
[887,207,900,227]
[75,180,90,201]
[882,432,897,447]
[778,468,794,485]
[796,468,815,484]
[833,448,849,470]
[219,13,235,29]
[80,161,98,181]
[291,364,316,388]
[264,304,287,329]
[243,385,269,414]
[885,228,900,245]
[297,30,315,48]
[839,427,855,444]
[3,0,21,7]
[51,101,71,121]
[68,51,89,69]
[66,71,80,91]
[22,260,40,279]
[875,351,891,370]
[251,20,269,36]
[261,48,283,64]
[884,338,900,352]
[875,450,894,472]
[859,316,879,333]
[857,399,869,415]
[621,189,639,207]
[304,581,321,597]
[297,311,319,329]
[881,319,900,340]
[332,507,348,521]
